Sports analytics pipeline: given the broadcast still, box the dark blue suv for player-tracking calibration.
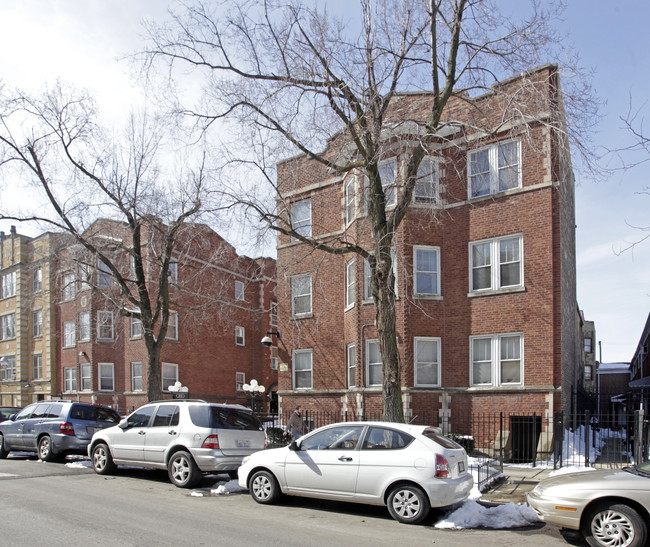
[0,400,119,461]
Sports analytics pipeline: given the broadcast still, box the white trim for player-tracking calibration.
[366,339,382,387]
[413,245,441,297]
[414,337,441,387]
[467,138,521,199]
[469,234,523,294]
[470,333,524,387]
[292,348,313,390]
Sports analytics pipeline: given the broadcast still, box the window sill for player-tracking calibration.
[467,286,525,298]
[344,303,355,312]
[291,313,313,320]
[413,294,443,301]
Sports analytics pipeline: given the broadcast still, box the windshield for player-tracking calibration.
[631,461,650,477]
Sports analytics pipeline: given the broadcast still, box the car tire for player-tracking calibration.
[582,502,647,547]
[167,451,201,488]
[249,470,281,504]
[92,443,117,475]
[386,484,430,524]
[38,435,58,462]
[0,433,8,459]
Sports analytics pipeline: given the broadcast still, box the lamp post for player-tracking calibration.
[243,379,265,413]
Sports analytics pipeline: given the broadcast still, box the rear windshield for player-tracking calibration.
[422,430,464,450]
[69,404,120,423]
[188,405,263,431]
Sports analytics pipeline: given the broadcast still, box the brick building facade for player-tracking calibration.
[274,65,578,435]
[53,219,276,414]
[0,227,61,406]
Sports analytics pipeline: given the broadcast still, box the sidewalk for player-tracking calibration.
[479,466,553,505]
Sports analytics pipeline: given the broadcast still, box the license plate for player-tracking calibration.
[236,440,250,448]
[458,462,465,474]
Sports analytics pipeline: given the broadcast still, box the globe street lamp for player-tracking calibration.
[243,379,265,413]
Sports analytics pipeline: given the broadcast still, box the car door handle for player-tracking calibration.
[168,430,177,435]
[138,430,146,435]
[338,456,353,462]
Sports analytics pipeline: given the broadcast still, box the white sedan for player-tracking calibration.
[238,421,473,524]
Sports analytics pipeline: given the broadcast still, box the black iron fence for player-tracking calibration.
[259,408,650,490]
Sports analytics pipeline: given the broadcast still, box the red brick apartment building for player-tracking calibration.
[274,65,579,431]
[56,219,277,414]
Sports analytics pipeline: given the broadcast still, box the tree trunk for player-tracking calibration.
[146,340,162,402]
[374,258,405,423]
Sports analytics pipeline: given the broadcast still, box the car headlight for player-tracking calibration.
[242,456,250,465]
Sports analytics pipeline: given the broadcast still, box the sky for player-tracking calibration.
[0,0,648,363]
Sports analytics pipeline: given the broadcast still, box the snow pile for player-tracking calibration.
[549,465,595,477]
[192,479,247,497]
[435,500,540,529]
[65,460,92,469]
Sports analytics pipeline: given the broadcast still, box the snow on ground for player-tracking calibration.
[191,479,247,497]
[435,500,541,529]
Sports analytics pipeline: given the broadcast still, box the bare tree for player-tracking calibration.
[0,82,211,402]
[142,0,596,421]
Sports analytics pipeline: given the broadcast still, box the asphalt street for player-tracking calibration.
[0,455,583,546]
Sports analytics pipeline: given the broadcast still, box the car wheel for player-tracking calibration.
[38,435,57,462]
[249,470,281,504]
[387,484,430,524]
[583,502,647,547]
[0,433,8,459]
[92,443,116,475]
[167,451,201,488]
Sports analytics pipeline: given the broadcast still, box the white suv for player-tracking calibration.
[88,400,266,488]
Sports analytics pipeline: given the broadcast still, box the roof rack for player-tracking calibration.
[147,399,207,404]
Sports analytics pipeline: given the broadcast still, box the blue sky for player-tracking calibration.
[0,1,648,363]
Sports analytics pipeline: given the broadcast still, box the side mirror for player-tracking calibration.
[289,440,300,451]
[118,418,129,429]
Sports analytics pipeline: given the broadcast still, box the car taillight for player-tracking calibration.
[60,422,75,436]
[435,454,450,478]
[202,435,220,449]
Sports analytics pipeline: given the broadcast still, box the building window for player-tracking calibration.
[33,354,43,380]
[33,268,42,292]
[62,272,76,301]
[414,337,441,387]
[293,349,313,389]
[270,301,278,327]
[79,263,92,291]
[99,363,115,392]
[584,337,593,354]
[1,355,16,381]
[168,262,178,283]
[236,371,245,391]
[469,235,523,293]
[131,362,143,392]
[470,333,523,386]
[366,340,382,387]
[235,280,245,301]
[291,273,312,317]
[271,355,279,370]
[1,271,16,298]
[97,258,112,287]
[345,177,356,225]
[64,367,76,392]
[79,311,90,342]
[345,259,355,309]
[291,199,312,239]
[347,343,356,388]
[130,316,142,339]
[413,246,440,296]
[0,313,15,341]
[364,158,397,210]
[235,326,245,346]
[363,259,373,301]
[584,365,593,381]
[63,320,76,347]
[162,362,179,391]
[33,309,43,337]
[166,311,178,341]
[97,311,114,341]
[80,363,92,391]
[468,139,521,198]
[414,157,439,203]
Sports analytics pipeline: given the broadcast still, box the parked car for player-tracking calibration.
[0,406,21,423]
[526,463,650,547]
[0,400,120,461]
[238,421,473,524]
[88,400,266,488]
